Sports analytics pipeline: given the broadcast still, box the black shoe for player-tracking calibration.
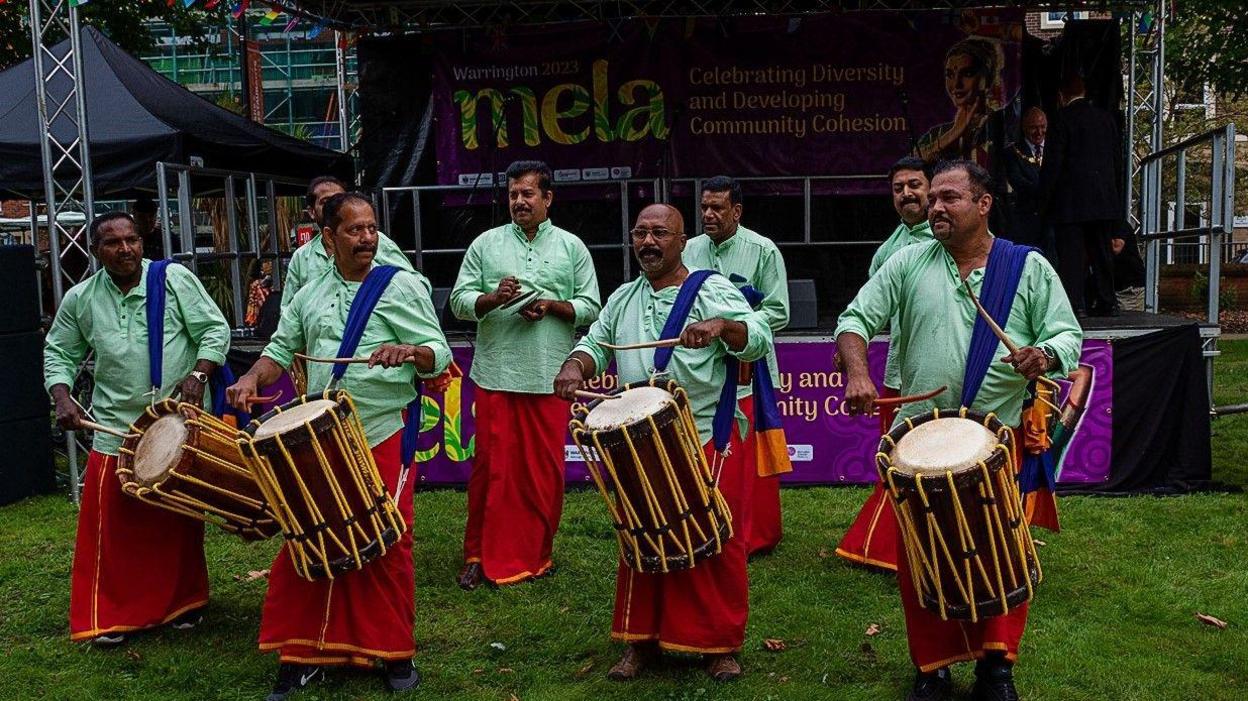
[266,663,323,701]
[907,667,952,701]
[384,659,421,693]
[89,632,127,647]
[972,657,1019,701]
[169,609,203,630]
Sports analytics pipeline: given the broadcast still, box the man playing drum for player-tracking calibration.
[834,160,1082,701]
[553,204,773,682]
[228,193,451,699]
[280,175,413,315]
[837,156,935,572]
[450,160,601,589]
[683,175,791,557]
[44,212,230,646]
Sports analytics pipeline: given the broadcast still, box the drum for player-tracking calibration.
[243,390,405,581]
[569,378,733,574]
[116,400,279,540]
[878,408,1041,622]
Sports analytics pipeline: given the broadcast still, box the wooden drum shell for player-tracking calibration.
[878,409,1042,621]
[243,391,404,581]
[570,379,733,574]
[117,400,279,540]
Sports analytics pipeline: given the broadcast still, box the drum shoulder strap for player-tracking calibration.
[653,269,718,373]
[960,238,1039,408]
[145,259,174,390]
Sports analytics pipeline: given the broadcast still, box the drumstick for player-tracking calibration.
[599,338,682,351]
[961,280,1062,392]
[874,385,947,407]
[295,352,423,365]
[79,420,132,440]
[574,390,619,401]
[244,394,281,405]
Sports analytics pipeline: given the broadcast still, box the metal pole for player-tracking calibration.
[158,163,175,257]
[177,169,196,274]
[619,180,630,281]
[67,9,96,226]
[226,176,245,327]
[1175,150,1186,267]
[1124,13,1137,226]
[411,191,423,270]
[803,177,812,243]
[334,31,350,153]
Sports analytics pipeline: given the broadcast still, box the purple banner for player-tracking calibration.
[432,11,1023,194]
[412,339,1112,488]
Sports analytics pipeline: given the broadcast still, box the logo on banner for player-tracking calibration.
[787,445,814,462]
[565,445,597,462]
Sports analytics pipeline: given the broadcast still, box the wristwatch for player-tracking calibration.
[189,370,209,384]
[1039,346,1057,370]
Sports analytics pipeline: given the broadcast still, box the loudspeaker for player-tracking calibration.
[0,245,40,334]
[0,415,55,506]
[0,331,50,421]
[787,279,818,330]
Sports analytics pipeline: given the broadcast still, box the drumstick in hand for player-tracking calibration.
[962,280,1062,392]
[574,390,619,401]
[599,338,682,351]
[79,420,133,440]
[874,386,947,407]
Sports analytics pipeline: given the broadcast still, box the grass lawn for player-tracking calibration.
[2,341,1246,701]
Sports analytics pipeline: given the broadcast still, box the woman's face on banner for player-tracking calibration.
[944,52,984,109]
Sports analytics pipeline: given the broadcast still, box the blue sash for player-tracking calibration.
[956,239,1056,498]
[731,276,793,476]
[959,238,1038,407]
[652,270,739,455]
[145,259,245,423]
[331,265,422,468]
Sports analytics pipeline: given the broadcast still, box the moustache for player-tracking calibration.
[639,247,662,257]
[901,197,920,205]
[353,245,377,255]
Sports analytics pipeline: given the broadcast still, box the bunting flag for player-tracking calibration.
[183,0,198,8]
[283,16,299,32]
[259,8,281,25]
[307,23,324,39]
[68,0,90,7]
[231,0,249,19]
[205,0,221,8]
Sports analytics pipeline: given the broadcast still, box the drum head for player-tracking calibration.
[585,386,674,431]
[132,414,189,483]
[891,417,998,475]
[254,399,337,439]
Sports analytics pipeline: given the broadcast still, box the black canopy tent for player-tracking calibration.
[0,26,351,200]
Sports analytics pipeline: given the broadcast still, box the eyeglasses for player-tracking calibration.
[630,228,680,242]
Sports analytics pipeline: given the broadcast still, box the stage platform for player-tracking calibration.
[229,311,1214,495]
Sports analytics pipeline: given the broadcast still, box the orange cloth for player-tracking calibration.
[258,430,416,667]
[462,389,566,584]
[69,451,209,641]
[610,427,753,652]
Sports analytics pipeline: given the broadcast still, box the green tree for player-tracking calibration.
[1167,1,1248,101]
[0,1,232,71]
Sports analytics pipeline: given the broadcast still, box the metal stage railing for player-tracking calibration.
[1139,123,1236,406]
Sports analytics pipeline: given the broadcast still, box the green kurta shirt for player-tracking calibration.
[450,219,601,394]
[683,225,789,396]
[43,260,231,455]
[869,220,935,389]
[835,238,1082,428]
[572,269,773,443]
[280,231,412,314]
[262,265,452,447]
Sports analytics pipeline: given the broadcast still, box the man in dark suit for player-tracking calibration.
[1004,107,1050,254]
[1040,74,1123,316]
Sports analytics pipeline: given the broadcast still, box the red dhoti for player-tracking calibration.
[611,426,752,653]
[835,386,902,571]
[896,427,1029,671]
[69,450,209,641]
[739,399,782,555]
[258,430,416,667]
[463,388,567,584]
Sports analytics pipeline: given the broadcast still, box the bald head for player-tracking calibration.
[637,203,685,234]
[1021,107,1047,149]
